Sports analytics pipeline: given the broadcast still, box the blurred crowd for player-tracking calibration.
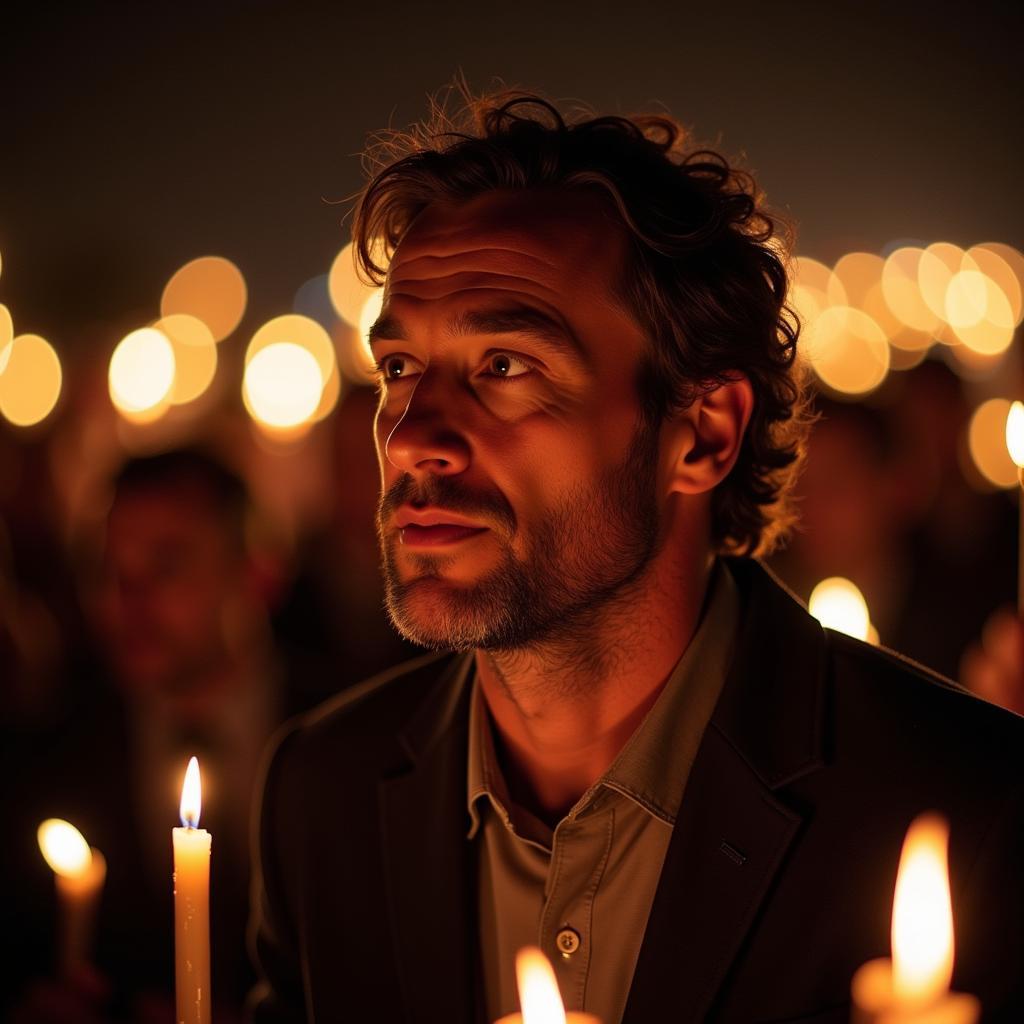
[0,356,1020,1021]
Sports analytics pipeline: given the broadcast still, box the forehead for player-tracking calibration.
[386,188,633,313]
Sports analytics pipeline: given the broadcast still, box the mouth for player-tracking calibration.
[400,523,489,547]
[394,506,489,548]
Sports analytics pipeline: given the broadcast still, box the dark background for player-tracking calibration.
[2,0,1021,346]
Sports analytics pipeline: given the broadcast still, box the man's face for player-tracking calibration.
[97,485,246,696]
[372,189,669,651]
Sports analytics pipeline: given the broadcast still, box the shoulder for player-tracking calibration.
[828,630,1023,749]
[261,650,466,798]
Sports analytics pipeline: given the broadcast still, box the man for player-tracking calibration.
[9,450,279,1021]
[250,92,1024,1022]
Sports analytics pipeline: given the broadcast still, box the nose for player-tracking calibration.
[381,372,471,477]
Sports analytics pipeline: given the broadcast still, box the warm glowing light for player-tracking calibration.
[328,241,381,327]
[357,289,384,366]
[790,257,843,336]
[968,398,1019,489]
[945,271,1014,356]
[882,247,941,334]
[109,327,176,417]
[861,283,932,360]
[918,242,967,324]
[246,314,337,385]
[179,756,202,829]
[243,342,324,429]
[0,303,13,374]
[1006,401,1024,468]
[830,252,884,308]
[0,334,63,427]
[972,242,1024,325]
[161,256,247,342]
[808,577,871,641]
[891,813,954,1006]
[803,306,890,396]
[312,364,342,422]
[153,314,218,405]
[516,947,567,1024]
[38,819,93,878]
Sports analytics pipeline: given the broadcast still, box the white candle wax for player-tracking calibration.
[174,756,211,1024]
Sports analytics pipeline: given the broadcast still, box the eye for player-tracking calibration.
[485,352,532,379]
[378,354,420,381]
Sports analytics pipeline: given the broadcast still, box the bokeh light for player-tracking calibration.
[808,577,872,642]
[0,334,63,427]
[153,314,218,405]
[1006,401,1024,469]
[109,327,176,419]
[243,342,324,430]
[328,242,380,327]
[882,247,942,334]
[917,242,967,326]
[967,398,1019,489]
[247,313,336,384]
[312,364,342,423]
[945,270,1014,357]
[357,289,384,368]
[0,302,13,374]
[37,818,92,877]
[160,256,247,342]
[861,282,932,361]
[830,252,884,309]
[790,256,843,333]
[804,305,890,396]
[967,245,1023,327]
[972,242,1024,326]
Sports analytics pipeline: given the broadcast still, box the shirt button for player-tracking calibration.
[555,926,581,959]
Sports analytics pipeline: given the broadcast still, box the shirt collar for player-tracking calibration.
[466,560,740,836]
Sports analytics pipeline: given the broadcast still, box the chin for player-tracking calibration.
[385,576,497,651]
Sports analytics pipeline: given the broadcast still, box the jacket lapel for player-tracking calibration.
[623,559,828,1023]
[378,654,479,1024]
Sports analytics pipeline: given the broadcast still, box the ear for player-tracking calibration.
[663,375,754,495]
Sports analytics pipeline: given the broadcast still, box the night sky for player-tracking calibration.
[1,1,1021,353]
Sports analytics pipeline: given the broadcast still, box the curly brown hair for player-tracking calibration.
[352,86,810,556]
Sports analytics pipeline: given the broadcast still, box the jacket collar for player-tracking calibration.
[711,557,827,789]
[378,652,478,1024]
[623,558,828,1023]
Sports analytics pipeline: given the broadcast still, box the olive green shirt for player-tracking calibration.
[468,562,740,1024]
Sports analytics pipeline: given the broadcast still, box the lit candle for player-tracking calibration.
[37,818,106,976]
[495,946,601,1024]
[174,756,211,1024]
[851,813,979,1023]
[1005,400,1024,612]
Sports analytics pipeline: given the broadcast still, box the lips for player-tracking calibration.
[400,523,488,547]
[394,506,489,548]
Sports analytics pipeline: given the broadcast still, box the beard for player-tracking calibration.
[376,419,662,652]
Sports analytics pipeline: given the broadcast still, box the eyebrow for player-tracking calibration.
[367,306,584,360]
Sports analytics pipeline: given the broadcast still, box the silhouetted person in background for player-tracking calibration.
[8,449,284,1022]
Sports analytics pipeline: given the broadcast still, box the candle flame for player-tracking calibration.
[179,756,202,828]
[1006,400,1024,468]
[891,812,954,1006]
[37,818,93,878]
[516,946,567,1024]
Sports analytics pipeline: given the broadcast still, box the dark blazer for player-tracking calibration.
[250,559,1024,1023]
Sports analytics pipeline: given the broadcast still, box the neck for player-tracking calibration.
[476,538,714,823]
